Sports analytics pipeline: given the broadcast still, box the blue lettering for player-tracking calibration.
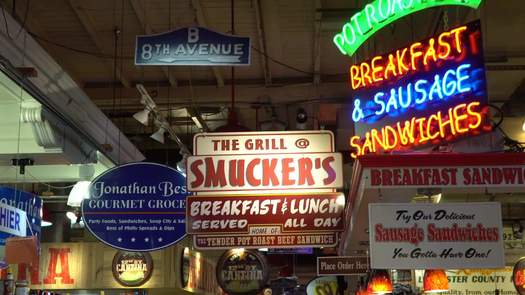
[429,74,444,101]
[14,212,20,231]
[0,207,6,226]
[442,69,457,96]
[457,63,472,93]
[9,211,14,229]
[414,79,428,104]
[385,88,398,113]
[398,83,412,109]
[374,92,386,115]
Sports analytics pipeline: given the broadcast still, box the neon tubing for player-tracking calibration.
[333,0,482,57]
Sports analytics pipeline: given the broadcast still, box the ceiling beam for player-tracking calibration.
[258,0,284,77]
[252,0,271,85]
[313,0,322,85]
[68,0,131,88]
[4,1,85,87]
[129,0,178,87]
[190,0,225,88]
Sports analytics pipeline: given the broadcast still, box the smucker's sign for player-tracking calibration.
[216,249,268,295]
[369,202,505,269]
[187,131,343,192]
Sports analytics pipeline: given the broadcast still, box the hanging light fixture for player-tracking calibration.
[133,108,151,126]
[67,181,91,207]
[150,122,168,143]
[41,206,53,227]
[423,269,449,293]
[367,270,393,294]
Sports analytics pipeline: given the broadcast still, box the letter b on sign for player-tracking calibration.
[188,28,199,43]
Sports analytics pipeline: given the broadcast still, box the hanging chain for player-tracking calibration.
[443,10,449,31]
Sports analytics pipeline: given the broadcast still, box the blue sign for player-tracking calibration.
[82,162,189,252]
[0,187,41,245]
[135,26,251,66]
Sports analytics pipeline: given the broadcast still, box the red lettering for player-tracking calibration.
[229,160,245,187]
[43,248,74,284]
[393,169,402,185]
[204,158,226,187]
[262,159,279,186]
[371,169,381,186]
[246,159,261,186]
[18,263,40,285]
[297,158,314,185]
[382,169,393,186]
[190,159,204,188]
[281,158,295,186]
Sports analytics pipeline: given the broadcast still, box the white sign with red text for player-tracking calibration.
[369,202,504,270]
[193,131,335,155]
[187,153,343,192]
[365,166,525,188]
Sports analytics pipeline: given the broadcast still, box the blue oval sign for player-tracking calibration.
[82,162,188,251]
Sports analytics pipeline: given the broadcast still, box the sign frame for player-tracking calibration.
[135,26,251,66]
[317,256,369,276]
[368,202,505,270]
[112,251,154,287]
[81,162,189,252]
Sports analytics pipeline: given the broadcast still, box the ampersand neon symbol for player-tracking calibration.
[352,98,364,123]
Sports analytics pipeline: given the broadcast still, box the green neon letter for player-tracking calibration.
[333,0,482,56]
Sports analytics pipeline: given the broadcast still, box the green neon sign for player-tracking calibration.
[334,0,482,56]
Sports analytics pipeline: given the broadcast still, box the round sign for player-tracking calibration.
[112,251,153,287]
[82,162,188,251]
[306,276,338,295]
[216,249,269,295]
[513,257,525,295]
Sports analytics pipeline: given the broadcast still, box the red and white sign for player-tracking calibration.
[369,202,505,270]
[193,232,339,250]
[186,193,345,235]
[187,153,343,192]
[366,166,525,188]
[193,131,335,155]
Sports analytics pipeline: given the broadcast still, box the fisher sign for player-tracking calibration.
[135,27,250,66]
[369,202,505,269]
[82,162,189,252]
[0,202,26,237]
[349,21,490,158]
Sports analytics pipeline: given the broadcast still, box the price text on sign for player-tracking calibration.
[187,193,345,235]
[187,153,343,192]
[369,202,505,269]
[194,232,339,250]
[193,131,335,155]
[317,256,369,276]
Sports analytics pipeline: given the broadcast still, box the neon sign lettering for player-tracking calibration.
[349,101,488,158]
[334,0,482,57]
[350,26,467,90]
[348,21,490,157]
[352,63,473,123]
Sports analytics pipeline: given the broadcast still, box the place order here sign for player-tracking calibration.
[186,131,345,249]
